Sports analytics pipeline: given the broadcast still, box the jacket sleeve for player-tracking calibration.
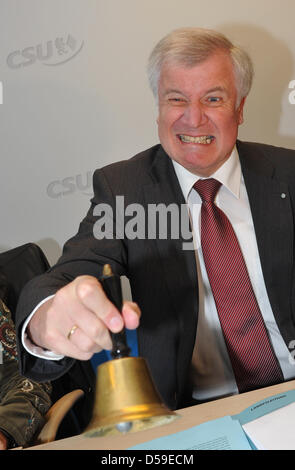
[0,359,52,447]
[0,300,52,447]
[15,167,127,382]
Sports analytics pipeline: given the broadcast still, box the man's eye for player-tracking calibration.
[207,96,221,103]
[168,97,185,103]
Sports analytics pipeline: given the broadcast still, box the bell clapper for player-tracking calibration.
[115,421,133,433]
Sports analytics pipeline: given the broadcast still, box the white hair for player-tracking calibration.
[147,27,254,105]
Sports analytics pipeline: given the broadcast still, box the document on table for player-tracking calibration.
[232,389,295,450]
[129,415,252,450]
[129,389,295,450]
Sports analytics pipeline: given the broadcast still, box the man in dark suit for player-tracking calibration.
[16,27,295,412]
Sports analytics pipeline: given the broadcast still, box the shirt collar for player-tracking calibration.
[172,145,241,201]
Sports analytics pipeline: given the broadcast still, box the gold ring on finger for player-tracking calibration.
[67,324,78,340]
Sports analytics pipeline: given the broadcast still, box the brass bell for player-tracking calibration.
[84,265,178,437]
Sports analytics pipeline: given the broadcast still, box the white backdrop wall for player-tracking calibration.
[0,0,295,266]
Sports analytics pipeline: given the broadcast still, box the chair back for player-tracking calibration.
[0,243,50,320]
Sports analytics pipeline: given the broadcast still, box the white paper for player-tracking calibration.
[242,401,295,450]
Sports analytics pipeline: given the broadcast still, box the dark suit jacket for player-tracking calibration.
[16,140,295,412]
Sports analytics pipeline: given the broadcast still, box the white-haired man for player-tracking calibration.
[16,28,295,415]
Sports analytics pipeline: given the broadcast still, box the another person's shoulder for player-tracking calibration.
[0,299,18,363]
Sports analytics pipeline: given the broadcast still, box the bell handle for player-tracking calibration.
[100,264,131,359]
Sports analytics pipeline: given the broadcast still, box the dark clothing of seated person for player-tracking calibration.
[0,288,52,449]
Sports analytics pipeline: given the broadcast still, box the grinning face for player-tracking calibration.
[157,52,246,176]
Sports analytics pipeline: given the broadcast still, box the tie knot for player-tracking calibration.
[193,178,221,202]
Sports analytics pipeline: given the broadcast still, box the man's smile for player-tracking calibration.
[178,134,215,144]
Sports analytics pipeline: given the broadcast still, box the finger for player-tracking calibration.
[48,326,102,360]
[74,277,124,332]
[65,325,105,355]
[68,307,113,351]
[122,301,141,329]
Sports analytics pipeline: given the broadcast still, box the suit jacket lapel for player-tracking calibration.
[143,146,198,401]
[238,141,294,344]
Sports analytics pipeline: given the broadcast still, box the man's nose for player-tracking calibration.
[182,104,208,127]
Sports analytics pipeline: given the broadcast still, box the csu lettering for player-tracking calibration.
[6,35,82,69]
[7,42,55,68]
[46,172,92,199]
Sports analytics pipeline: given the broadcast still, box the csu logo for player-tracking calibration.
[47,171,93,199]
[7,35,84,69]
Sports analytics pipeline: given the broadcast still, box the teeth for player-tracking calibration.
[179,135,214,144]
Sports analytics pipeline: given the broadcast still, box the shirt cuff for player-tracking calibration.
[21,295,64,361]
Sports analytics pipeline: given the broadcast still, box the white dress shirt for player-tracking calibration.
[173,146,295,401]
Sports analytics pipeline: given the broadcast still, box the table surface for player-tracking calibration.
[27,379,295,450]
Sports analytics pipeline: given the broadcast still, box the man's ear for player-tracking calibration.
[237,97,246,125]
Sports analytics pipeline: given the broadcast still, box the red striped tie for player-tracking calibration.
[194,178,283,393]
